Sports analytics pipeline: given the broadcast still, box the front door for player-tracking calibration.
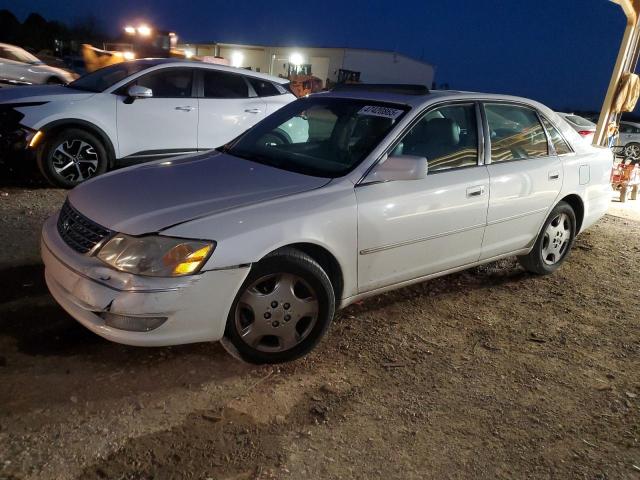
[480,102,563,260]
[356,103,489,292]
[116,67,198,159]
[197,69,266,150]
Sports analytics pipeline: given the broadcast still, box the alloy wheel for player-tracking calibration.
[234,273,319,352]
[541,212,572,265]
[624,143,640,161]
[51,139,99,183]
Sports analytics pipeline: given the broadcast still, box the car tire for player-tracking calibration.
[37,128,108,188]
[224,247,335,364]
[517,201,577,275]
[624,142,640,161]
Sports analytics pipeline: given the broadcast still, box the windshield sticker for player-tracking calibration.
[358,105,404,120]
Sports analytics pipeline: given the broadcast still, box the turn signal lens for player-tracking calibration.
[28,130,44,148]
[171,245,213,275]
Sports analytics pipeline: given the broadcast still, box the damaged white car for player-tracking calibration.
[42,86,612,363]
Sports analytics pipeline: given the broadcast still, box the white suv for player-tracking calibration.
[0,59,296,187]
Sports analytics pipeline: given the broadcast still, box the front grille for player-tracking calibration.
[57,200,112,254]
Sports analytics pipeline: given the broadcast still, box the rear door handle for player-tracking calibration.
[466,185,486,198]
[175,106,195,112]
[548,171,560,180]
[244,108,262,114]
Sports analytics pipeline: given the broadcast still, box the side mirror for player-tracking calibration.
[124,85,152,104]
[364,155,428,183]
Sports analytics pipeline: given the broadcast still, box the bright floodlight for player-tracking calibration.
[137,25,152,36]
[123,51,135,60]
[124,26,136,34]
[231,51,244,68]
[289,52,304,66]
[184,49,194,59]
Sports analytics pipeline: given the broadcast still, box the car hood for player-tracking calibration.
[68,151,331,235]
[0,85,93,104]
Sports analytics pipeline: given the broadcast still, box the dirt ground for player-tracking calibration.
[0,169,639,480]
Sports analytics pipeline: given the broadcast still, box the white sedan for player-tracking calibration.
[41,86,612,363]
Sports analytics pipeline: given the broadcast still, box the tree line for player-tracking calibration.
[0,9,109,54]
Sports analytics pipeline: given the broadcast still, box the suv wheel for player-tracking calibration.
[37,128,108,188]
[224,248,335,364]
[518,201,576,275]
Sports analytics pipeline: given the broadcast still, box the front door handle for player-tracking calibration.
[244,108,262,114]
[175,106,195,112]
[466,185,486,198]
[548,171,560,180]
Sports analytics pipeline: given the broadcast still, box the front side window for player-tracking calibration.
[485,103,549,162]
[68,61,153,93]
[133,68,193,98]
[202,70,249,98]
[226,97,409,177]
[394,103,479,172]
[541,117,572,155]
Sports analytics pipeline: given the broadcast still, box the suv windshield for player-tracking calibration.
[226,97,409,177]
[67,61,152,93]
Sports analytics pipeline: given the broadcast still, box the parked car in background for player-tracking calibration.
[616,120,640,161]
[0,43,75,85]
[41,86,613,364]
[557,112,596,143]
[0,59,296,187]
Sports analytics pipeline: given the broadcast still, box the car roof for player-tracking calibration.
[129,58,290,84]
[316,87,547,110]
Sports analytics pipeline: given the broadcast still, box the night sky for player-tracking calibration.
[3,0,628,111]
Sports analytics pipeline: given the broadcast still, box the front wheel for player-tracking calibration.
[518,201,576,275]
[224,248,335,364]
[37,128,108,188]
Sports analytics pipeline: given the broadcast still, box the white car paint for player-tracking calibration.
[0,59,295,171]
[41,89,612,350]
[0,43,74,85]
[557,112,596,144]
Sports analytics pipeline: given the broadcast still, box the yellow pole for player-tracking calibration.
[594,0,640,146]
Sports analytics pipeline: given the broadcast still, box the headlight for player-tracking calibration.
[97,234,214,277]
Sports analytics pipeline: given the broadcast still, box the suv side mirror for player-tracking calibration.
[364,155,428,183]
[124,85,153,104]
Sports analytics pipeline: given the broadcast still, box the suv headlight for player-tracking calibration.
[97,234,214,277]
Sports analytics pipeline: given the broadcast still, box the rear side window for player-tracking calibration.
[202,71,249,98]
[248,78,280,97]
[541,117,572,155]
[133,68,194,98]
[485,103,549,162]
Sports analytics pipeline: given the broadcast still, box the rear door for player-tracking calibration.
[356,102,489,292]
[480,102,562,260]
[115,67,198,160]
[196,69,266,150]
[246,76,296,116]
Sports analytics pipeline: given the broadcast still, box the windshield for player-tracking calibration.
[226,97,409,177]
[67,61,151,93]
[1,45,41,64]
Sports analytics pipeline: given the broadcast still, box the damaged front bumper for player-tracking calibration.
[41,215,250,347]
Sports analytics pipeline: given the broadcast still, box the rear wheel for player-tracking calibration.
[518,201,576,275]
[224,248,335,364]
[37,128,108,188]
